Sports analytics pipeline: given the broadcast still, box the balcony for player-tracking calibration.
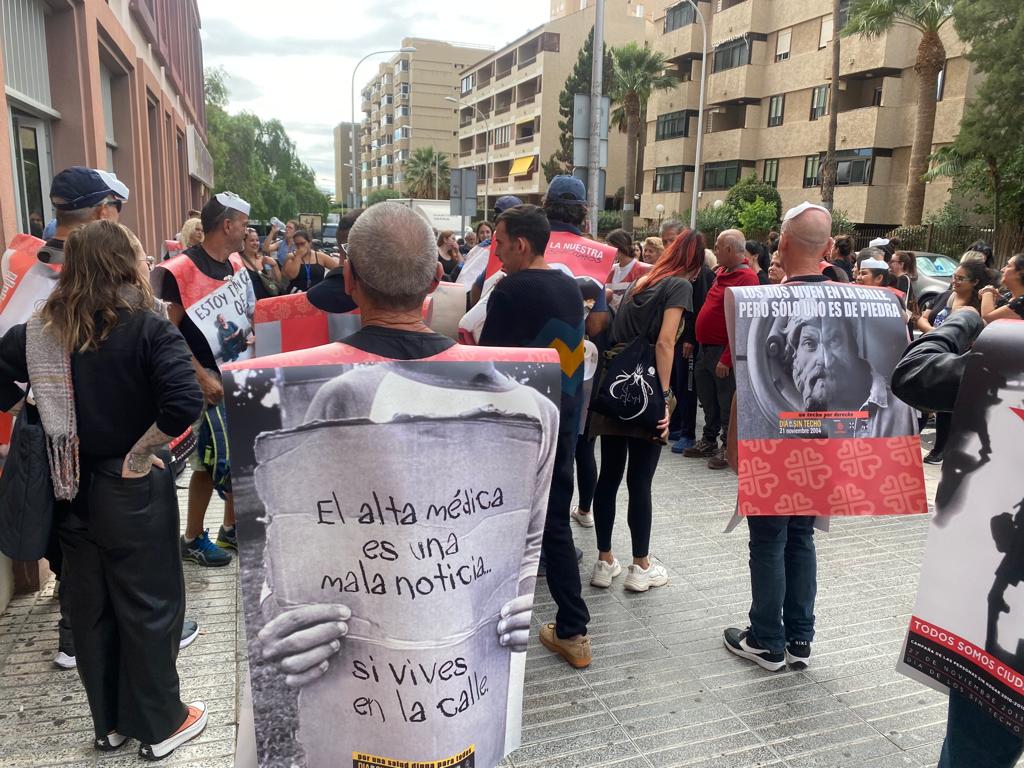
[836,105,912,150]
[701,127,757,163]
[655,20,703,62]
[712,0,768,45]
[494,102,512,116]
[515,133,536,145]
[707,64,763,106]
[840,31,913,79]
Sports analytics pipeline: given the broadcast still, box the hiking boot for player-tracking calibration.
[723,627,785,672]
[216,524,237,551]
[590,558,622,588]
[671,436,695,454]
[539,623,592,669]
[786,640,812,669]
[139,702,208,761]
[181,530,232,567]
[683,438,718,458]
[624,562,669,592]
[571,506,594,528]
[707,449,730,470]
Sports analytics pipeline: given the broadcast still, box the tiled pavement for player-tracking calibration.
[0,442,997,767]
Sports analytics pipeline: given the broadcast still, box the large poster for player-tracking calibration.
[223,344,560,768]
[726,282,926,516]
[485,231,615,293]
[900,321,1024,730]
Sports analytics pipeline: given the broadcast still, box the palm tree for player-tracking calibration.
[404,146,450,199]
[609,42,679,234]
[843,0,954,225]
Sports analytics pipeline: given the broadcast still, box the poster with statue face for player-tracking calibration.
[223,343,560,768]
[899,321,1024,731]
[725,282,926,516]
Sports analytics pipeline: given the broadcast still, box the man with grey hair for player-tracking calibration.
[685,228,758,469]
[659,218,683,247]
[724,202,835,673]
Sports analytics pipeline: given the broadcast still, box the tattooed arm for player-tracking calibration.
[122,423,175,478]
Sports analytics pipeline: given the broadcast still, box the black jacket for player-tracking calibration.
[890,311,985,413]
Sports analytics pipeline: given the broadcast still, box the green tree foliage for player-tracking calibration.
[204,68,328,221]
[403,147,450,199]
[366,188,401,205]
[736,197,779,241]
[843,0,954,225]
[690,203,739,241]
[609,43,679,233]
[830,208,854,235]
[724,174,783,221]
[541,28,615,182]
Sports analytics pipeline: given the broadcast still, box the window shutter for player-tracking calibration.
[776,28,792,58]
[819,15,834,48]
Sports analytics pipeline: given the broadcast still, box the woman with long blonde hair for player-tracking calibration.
[0,220,207,759]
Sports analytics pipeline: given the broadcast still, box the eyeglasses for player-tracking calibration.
[951,275,973,284]
[104,199,123,213]
[341,243,350,255]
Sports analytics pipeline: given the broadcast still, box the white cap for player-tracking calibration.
[215,191,251,216]
[860,258,889,270]
[95,168,130,201]
[869,237,890,248]
[783,201,832,223]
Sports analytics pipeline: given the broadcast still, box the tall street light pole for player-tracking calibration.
[587,0,605,237]
[687,0,708,231]
[446,96,490,218]
[351,46,416,210]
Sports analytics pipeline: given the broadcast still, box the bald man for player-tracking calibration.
[723,202,835,673]
[685,228,759,469]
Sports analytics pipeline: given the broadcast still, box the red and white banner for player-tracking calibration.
[726,282,925,516]
[485,231,615,287]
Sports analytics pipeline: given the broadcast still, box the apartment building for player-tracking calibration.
[334,122,359,206]
[641,0,979,226]
[0,0,211,257]
[358,39,490,200]
[455,1,651,213]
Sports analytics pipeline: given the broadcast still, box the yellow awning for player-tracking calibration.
[510,155,536,176]
[517,117,535,127]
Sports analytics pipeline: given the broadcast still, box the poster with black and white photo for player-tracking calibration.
[899,321,1024,731]
[223,344,560,768]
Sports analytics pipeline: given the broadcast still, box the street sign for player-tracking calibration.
[450,168,478,217]
[572,94,610,140]
[573,138,608,168]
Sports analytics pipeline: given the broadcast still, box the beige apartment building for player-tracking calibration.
[358,39,490,201]
[333,122,358,206]
[641,0,979,227]
[454,1,651,212]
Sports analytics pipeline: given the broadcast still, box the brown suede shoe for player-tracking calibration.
[539,623,592,669]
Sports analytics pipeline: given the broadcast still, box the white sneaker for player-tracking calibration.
[54,651,76,669]
[139,701,208,760]
[624,562,669,592]
[590,558,622,588]
[571,506,594,528]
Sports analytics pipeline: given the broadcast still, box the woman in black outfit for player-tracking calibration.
[240,228,284,301]
[283,229,339,293]
[745,240,772,285]
[0,221,206,759]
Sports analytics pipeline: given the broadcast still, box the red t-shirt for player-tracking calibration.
[695,265,759,368]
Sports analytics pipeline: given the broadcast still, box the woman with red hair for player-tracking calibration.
[588,228,702,593]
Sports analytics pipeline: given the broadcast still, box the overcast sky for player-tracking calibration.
[197,1,551,196]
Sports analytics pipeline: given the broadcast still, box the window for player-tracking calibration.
[803,155,821,188]
[492,124,512,145]
[819,15,833,49]
[936,63,946,101]
[100,65,118,170]
[461,74,474,94]
[775,28,791,62]
[763,158,779,187]
[872,86,883,107]
[767,95,785,127]
[656,110,689,140]
[397,59,410,72]
[703,161,742,190]
[654,165,684,193]
[834,148,876,186]
[397,106,410,118]
[664,2,696,32]
[398,83,411,98]
[713,38,750,73]
[837,0,851,28]
[810,85,829,120]
[393,126,410,140]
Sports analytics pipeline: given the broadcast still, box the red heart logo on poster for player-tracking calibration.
[827,483,874,515]
[837,441,884,479]
[880,472,927,514]
[745,439,779,455]
[774,492,816,516]
[739,456,780,498]
[883,436,920,467]
[784,447,832,490]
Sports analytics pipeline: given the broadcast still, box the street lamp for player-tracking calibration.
[655,203,665,229]
[351,46,416,209]
[685,0,709,231]
[446,96,490,218]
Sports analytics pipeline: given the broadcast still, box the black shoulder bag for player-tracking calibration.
[0,403,55,561]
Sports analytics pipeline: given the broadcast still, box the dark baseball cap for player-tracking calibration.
[50,167,130,210]
[546,175,586,204]
[307,267,357,314]
[494,195,522,213]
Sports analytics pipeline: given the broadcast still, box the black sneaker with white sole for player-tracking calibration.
[179,619,199,650]
[786,640,812,669]
[723,627,786,672]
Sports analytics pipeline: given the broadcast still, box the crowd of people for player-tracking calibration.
[2,161,1023,767]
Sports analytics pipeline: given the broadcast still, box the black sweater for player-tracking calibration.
[891,311,985,413]
[0,309,203,459]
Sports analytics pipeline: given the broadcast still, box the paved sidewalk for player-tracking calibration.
[0,449,988,768]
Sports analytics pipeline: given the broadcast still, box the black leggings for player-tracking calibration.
[575,434,597,511]
[934,411,953,454]
[593,435,662,558]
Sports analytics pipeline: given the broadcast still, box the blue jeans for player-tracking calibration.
[747,516,817,653]
[939,691,1024,767]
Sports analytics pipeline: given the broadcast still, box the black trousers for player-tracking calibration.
[694,344,736,444]
[669,347,698,439]
[544,410,590,639]
[593,436,663,558]
[57,458,188,743]
[575,434,597,511]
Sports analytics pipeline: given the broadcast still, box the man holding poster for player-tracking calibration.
[893,312,1024,767]
[723,202,925,672]
[226,203,560,768]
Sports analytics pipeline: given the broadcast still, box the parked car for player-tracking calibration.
[911,251,957,308]
[321,223,338,249]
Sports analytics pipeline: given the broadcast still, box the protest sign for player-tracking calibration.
[253,292,360,357]
[485,231,615,294]
[899,321,1024,730]
[726,282,925,516]
[223,343,560,768]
